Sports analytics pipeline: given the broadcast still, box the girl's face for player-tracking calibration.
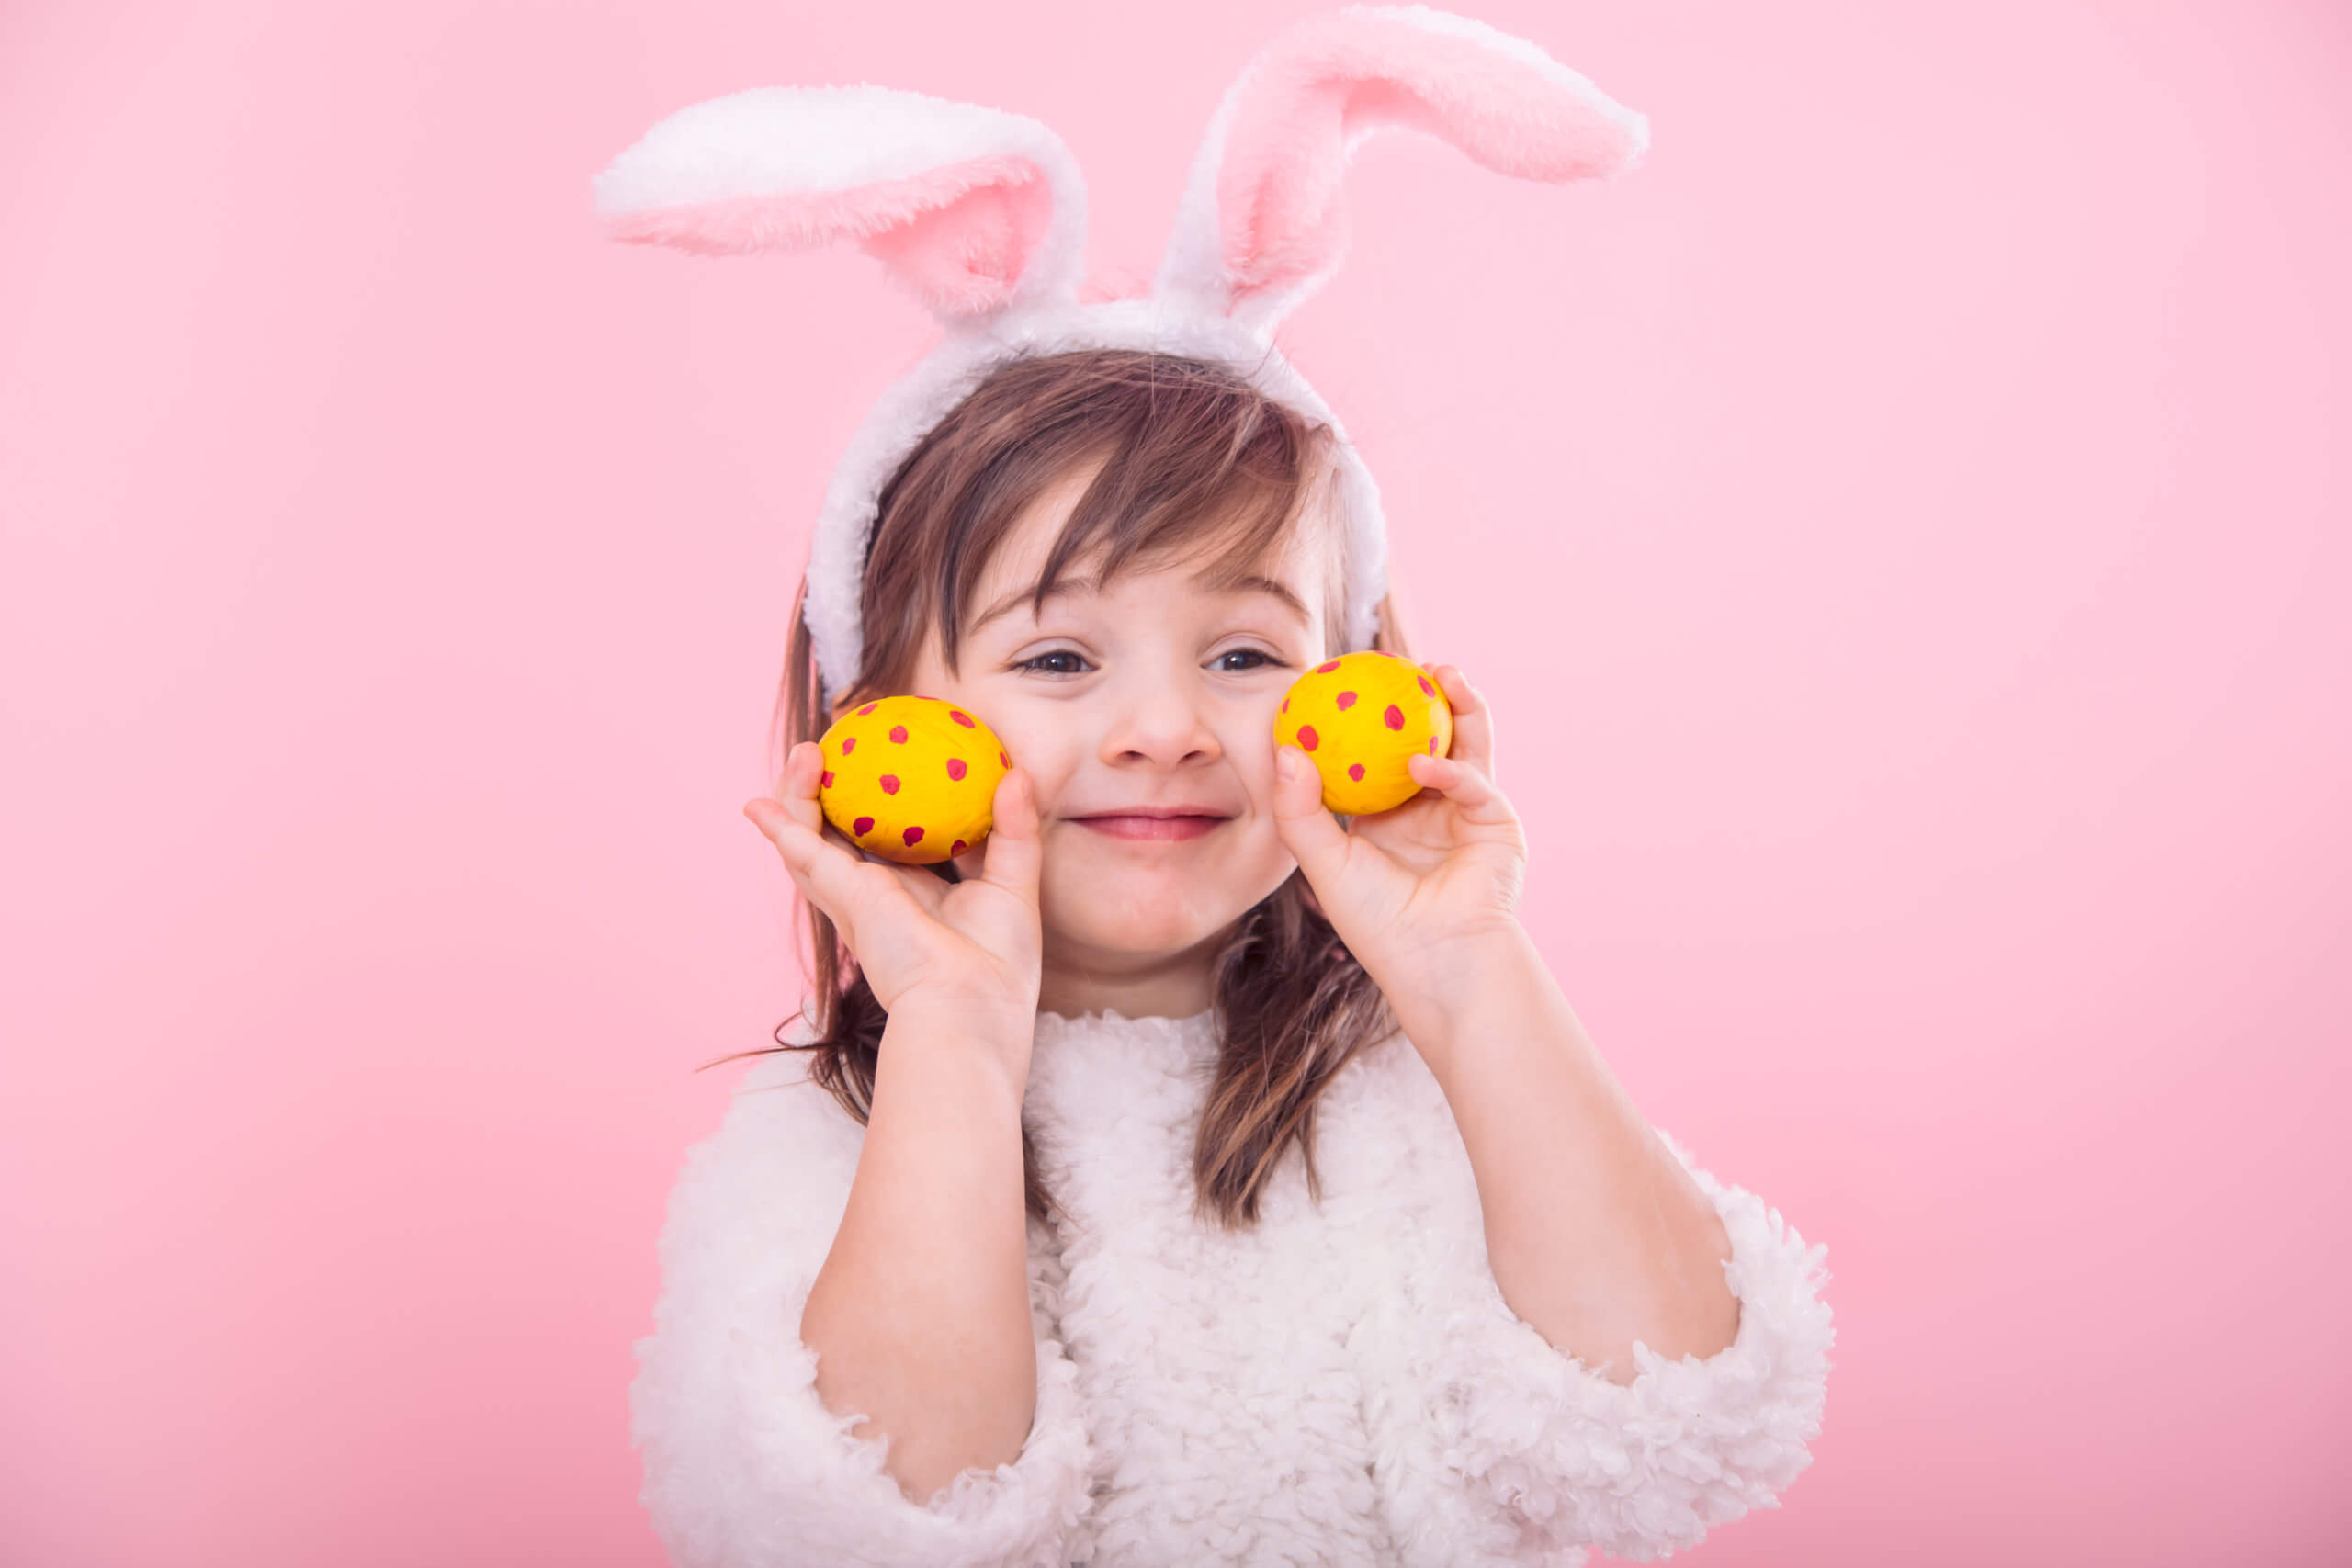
[888,455,1334,1019]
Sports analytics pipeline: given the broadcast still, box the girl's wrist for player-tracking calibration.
[887,988,1039,1077]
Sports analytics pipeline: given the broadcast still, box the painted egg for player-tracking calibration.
[817,695,1011,865]
[1273,650,1453,816]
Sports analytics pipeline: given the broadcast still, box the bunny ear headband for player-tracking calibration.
[593,4,1647,714]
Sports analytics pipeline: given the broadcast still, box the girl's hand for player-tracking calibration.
[744,742,1046,1028]
[1270,662,1529,1000]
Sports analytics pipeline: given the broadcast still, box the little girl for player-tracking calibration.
[603,12,1832,1567]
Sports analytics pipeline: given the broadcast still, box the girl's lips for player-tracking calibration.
[1074,814,1225,841]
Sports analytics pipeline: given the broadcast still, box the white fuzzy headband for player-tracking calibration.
[593,4,1647,712]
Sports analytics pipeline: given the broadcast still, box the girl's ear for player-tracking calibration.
[1153,6,1649,336]
[594,84,1089,323]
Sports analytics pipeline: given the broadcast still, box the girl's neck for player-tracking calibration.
[1037,912,1253,1021]
[1035,961,1216,1022]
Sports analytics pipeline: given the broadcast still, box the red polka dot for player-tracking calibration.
[889,725,909,743]
[951,839,967,854]
[842,737,856,754]
[853,816,874,835]
[1384,705,1404,730]
[1335,691,1356,710]
[1281,697,1289,713]
[879,774,899,794]
[820,770,835,787]
[946,758,967,781]
[1314,660,1340,674]
[1416,674,1434,696]
[1297,725,1319,751]
[903,826,924,846]
[1348,763,1364,782]
[949,709,974,728]
[1428,737,1439,753]
[998,750,1010,767]
[857,703,877,716]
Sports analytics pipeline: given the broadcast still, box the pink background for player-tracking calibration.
[6,1,2347,1562]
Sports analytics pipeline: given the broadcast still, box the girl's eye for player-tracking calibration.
[1015,649,1091,676]
[1215,648,1280,673]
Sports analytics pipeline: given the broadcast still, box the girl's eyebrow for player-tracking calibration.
[1220,574,1313,627]
[970,571,1309,634]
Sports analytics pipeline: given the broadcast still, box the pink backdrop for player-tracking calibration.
[6,1,2347,1562]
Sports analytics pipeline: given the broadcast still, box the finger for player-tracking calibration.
[771,740,875,857]
[1404,749,1519,828]
[972,767,1044,907]
[1427,663,1495,782]
[743,789,876,934]
[746,745,899,921]
[760,741,863,874]
[777,740,953,908]
[775,740,830,831]
[748,739,814,844]
[1271,744,1353,889]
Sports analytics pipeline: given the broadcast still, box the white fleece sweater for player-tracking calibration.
[629,1006,1835,1567]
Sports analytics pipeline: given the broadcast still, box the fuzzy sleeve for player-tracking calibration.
[628,1047,1095,1568]
[1360,1102,1835,1566]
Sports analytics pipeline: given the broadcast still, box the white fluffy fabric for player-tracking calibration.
[628,1008,1835,1566]
[591,82,1089,310]
[627,1041,1095,1568]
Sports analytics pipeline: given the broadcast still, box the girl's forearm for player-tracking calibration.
[1397,926,1740,1382]
[799,1001,1040,1504]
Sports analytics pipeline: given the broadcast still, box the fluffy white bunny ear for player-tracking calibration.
[1155,5,1649,335]
[593,84,1088,322]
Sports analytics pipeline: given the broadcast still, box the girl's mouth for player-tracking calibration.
[1074,815,1225,842]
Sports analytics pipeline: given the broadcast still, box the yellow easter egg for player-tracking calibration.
[1272,650,1453,816]
[817,694,1011,865]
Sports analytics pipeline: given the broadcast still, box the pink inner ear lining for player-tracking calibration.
[1215,14,1645,305]
[862,167,1055,315]
[605,152,1054,316]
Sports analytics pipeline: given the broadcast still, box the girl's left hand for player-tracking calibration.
[1270,662,1529,998]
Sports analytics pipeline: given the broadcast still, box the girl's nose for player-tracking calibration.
[1098,684,1225,768]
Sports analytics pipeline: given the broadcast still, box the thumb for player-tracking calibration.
[976,766,1044,906]
[1272,745,1351,889]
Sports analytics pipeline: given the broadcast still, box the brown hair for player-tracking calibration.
[705,347,1416,1232]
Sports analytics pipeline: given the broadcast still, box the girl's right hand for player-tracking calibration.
[744,741,1045,1032]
